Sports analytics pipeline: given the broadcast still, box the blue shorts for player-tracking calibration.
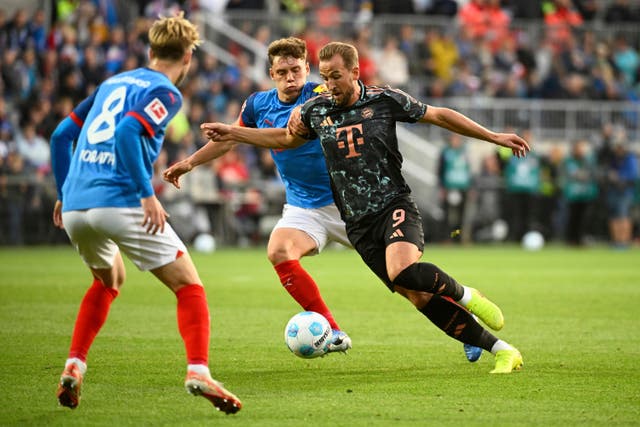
[606,190,634,219]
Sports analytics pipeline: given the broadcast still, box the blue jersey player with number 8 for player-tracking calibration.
[50,12,241,414]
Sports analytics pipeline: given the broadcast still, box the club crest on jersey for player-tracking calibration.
[361,108,374,119]
[144,98,168,125]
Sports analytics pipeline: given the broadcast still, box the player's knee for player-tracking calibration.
[387,261,413,282]
[408,291,432,309]
[94,275,125,290]
[267,246,286,265]
[267,244,298,265]
[395,286,433,309]
[92,266,125,289]
[392,262,441,294]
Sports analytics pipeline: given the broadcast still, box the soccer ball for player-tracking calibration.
[522,230,544,251]
[193,233,216,253]
[284,311,333,359]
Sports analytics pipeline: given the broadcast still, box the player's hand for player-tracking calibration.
[494,133,530,158]
[52,200,64,229]
[201,122,234,142]
[286,106,310,138]
[163,160,192,189]
[140,195,169,234]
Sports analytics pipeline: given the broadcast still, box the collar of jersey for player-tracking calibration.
[357,80,366,103]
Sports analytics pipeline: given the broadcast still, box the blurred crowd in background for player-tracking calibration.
[436,124,638,249]
[0,0,638,248]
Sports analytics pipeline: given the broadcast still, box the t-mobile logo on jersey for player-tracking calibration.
[335,124,364,158]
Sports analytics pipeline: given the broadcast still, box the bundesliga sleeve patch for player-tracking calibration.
[144,98,169,125]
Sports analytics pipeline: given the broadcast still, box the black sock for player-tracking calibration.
[419,295,497,351]
[393,262,465,300]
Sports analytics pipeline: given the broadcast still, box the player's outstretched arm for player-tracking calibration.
[285,105,312,143]
[422,106,530,157]
[163,138,236,189]
[201,120,308,149]
[164,119,244,189]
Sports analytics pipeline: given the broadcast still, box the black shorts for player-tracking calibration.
[346,194,425,290]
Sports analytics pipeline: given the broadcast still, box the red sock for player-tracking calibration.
[274,260,340,330]
[176,285,210,366]
[68,279,119,361]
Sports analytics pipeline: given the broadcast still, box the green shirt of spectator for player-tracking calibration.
[440,144,471,190]
[561,148,598,202]
[504,152,541,194]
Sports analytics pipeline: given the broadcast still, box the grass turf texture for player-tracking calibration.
[0,245,638,426]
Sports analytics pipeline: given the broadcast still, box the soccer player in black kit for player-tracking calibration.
[202,42,530,373]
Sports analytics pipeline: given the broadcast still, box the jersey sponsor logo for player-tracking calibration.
[79,149,115,165]
[335,124,365,158]
[144,98,168,125]
[361,107,374,119]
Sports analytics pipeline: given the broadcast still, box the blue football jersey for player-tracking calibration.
[61,68,182,211]
[239,81,333,208]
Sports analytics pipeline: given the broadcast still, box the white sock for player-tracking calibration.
[65,358,87,374]
[187,364,210,376]
[490,340,513,355]
[458,286,472,306]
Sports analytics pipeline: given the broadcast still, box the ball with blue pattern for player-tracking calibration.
[284,311,333,359]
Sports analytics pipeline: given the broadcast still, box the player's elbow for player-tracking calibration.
[422,106,449,125]
[50,125,64,145]
[50,117,78,148]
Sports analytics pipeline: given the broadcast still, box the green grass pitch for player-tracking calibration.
[0,245,638,426]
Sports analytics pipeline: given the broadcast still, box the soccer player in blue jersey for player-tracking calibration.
[49,13,241,413]
[201,41,529,373]
[164,37,353,353]
[165,37,483,362]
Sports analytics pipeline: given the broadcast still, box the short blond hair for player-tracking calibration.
[318,42,359,70]
[148,12,201,61]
